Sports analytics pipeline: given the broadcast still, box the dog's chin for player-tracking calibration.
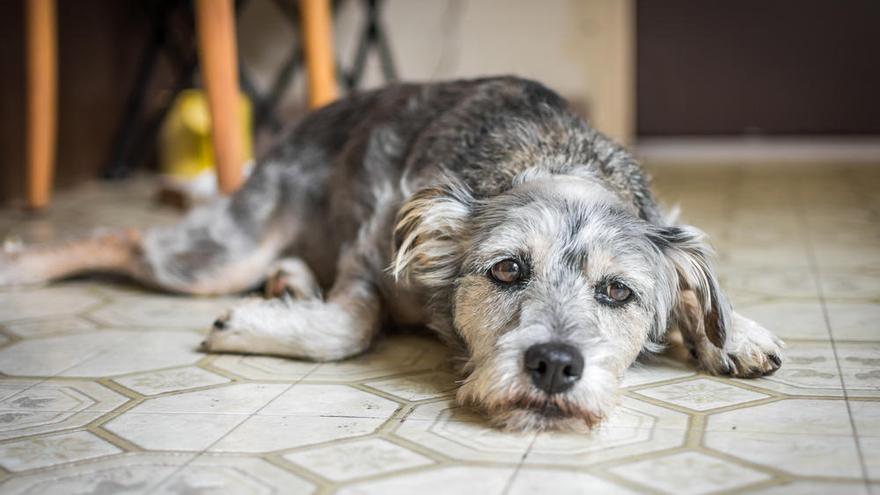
[480,396,605,432]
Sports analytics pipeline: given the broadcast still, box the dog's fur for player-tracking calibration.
[1,77,783,431]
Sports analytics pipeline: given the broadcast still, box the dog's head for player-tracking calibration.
[392,170,729,431]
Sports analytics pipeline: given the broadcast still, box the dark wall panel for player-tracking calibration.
[637,0,880,136]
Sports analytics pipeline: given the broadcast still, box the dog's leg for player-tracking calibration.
[263,257,322,300]
[202,245,383,361]
[1,229,143,286]
[676,290,784,378]
[1,163,295,295]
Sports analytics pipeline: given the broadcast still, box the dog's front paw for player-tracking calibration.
[698,312,784,378]
[200,300,271,354]
[200,310,240,353]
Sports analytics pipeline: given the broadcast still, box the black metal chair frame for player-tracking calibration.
[102,0,397,179]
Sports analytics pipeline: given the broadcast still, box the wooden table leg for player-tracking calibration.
[300,0,338,109]
[194,0,244,195]
[25,0,57,210]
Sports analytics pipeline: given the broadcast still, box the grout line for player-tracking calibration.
[499,433,538,495]
[794,175,873,494]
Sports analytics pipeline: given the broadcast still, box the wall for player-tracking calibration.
[238,0,634,143]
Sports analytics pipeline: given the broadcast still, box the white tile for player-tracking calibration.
[720,266,820,299]
[705,399,863,478]
[395,402,535,463]
[364,371,458,401]
[0,331,204,378]
[849,400,880,437]
[752,481,869,495]
[820,271,880,299]
[3,316,98,338]
[523,397,689,466]
[636,378,769,411]
[152,455,315,495]
[210,415,387,453]
[0,286,103,322]
[736,300,830,340]
[621,358,695,389]
[705,398,854,436]
[261,384,399,418]
[607,451,771,495]
[825,302,880,341]
[0,431,122,472]
[336,465,514,495]
[704,430,862,478]
[113,367,230,396]
[509,469,638,495]
[284,438,432,481]
[89,295,235,329]
[103,412,246,451]
[0,452,194,494]
[210,354,319,381]
[0,380,127,441]
[304,335,449,382]
[129,383,288,414]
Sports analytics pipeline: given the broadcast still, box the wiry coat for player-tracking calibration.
[0,77,783,431]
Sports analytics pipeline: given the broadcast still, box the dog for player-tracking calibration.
[1,77,783,431]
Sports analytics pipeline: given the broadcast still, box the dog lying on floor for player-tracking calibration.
[1,77,783,430]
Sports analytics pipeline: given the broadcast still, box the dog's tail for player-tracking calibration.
[0,229,144,287]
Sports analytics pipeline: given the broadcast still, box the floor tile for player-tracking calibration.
[112,366,231,396]
[508,469,638,495]
[260,384,400,418]
[751,481,870,495]
[635,377,770,412]
[524,397,689,467]
[123,383,288,414]
[283,438,432,481]
[0,286,103,323]
[0,330,204,377]
[0,379,128,441]
[103,412,247,451]
[335,465,514,495]
[364,371,458,401]
[0,452,195,494]
[704,399,863,478]
[89,294,234,329]
[2,316,98,339]
[0,431,122,472]
[151,454,315,494]
[607,451,771,495]
[735,300,830,340]
[210,415,389,453]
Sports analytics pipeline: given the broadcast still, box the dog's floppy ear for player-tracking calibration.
[391,180,474,287]
[650,225,731,348]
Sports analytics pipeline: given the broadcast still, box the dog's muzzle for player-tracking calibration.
[524,342,584,395]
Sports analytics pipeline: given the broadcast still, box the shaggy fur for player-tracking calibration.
[0,77,783,431]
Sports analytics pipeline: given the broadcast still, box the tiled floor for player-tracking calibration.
[0,165,878,494]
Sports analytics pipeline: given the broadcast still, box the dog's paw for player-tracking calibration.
[698,312,784,378]
[264,258,321,300]
[200,300,272,354]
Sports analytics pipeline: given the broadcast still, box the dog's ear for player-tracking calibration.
[391,181,474,288]
[650,225,731,349]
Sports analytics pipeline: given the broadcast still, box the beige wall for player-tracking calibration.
[238,0,633,143]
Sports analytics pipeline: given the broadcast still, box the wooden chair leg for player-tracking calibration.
[194,0,244,195]
[25,0,57,210]
[300,0,338,109]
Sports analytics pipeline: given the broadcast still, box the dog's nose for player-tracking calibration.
[524,343,584,394]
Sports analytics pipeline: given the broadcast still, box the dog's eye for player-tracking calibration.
[597,280,633,305]
[489,259,522,284]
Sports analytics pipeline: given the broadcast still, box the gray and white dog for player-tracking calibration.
[2,77,783,431]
